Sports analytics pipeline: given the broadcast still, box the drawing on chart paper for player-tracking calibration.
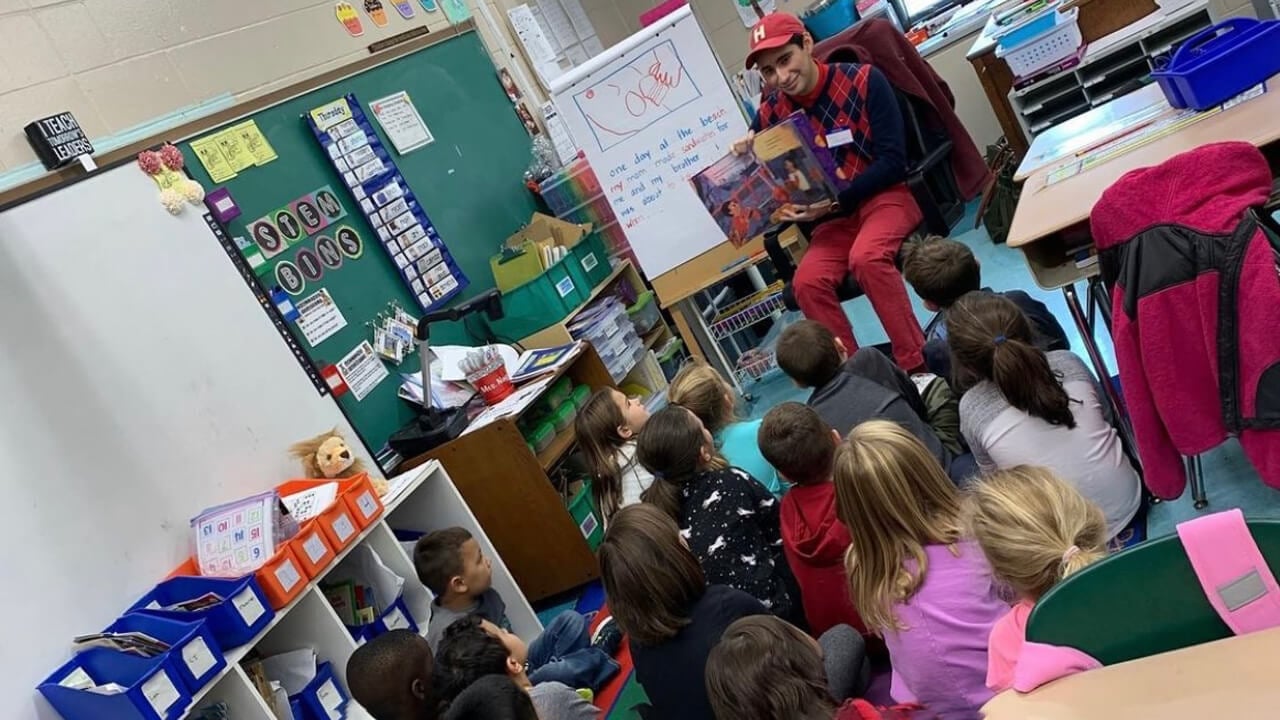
[572,39,702,151]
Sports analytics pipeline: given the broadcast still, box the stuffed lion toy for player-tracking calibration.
[289,429,388,495]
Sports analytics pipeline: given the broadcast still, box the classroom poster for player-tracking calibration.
[369,91,434,154]
[337,341,390,401]
[296,289,348,346]
[190,136,237,182]
[230,120,279,165]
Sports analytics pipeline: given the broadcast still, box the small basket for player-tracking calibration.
[1151,18,1280,111]
[996,6,1082,79]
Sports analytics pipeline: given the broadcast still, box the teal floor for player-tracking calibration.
[740,202,1280,539]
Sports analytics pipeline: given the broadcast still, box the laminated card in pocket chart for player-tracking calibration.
[306,94,468,311]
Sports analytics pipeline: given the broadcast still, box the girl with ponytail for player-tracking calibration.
[947,292,1141,539]
[965,465,1110,692]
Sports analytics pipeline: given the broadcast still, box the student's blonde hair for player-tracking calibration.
[668,362,735,434]
[833,420,964,632]
[965,466,1108,600]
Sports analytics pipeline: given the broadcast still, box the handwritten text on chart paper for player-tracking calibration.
[607,108,733,231]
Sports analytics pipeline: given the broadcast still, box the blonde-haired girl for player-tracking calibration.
[668,362,782,496]
[834,420,1005,717]
[965,465,1109,692]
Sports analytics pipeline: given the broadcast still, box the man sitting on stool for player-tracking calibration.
[736,12,925,373]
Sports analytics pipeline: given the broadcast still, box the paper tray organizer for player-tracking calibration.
[277,473,385,552]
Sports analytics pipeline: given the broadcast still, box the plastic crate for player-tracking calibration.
[801,0,857,41]
[567,482,604,551]
[627,291,661,335]
[539,159,602,217]
[1151,18,1280,111]
[993,0,1063,50]
[488,259,588,339]
[996,6,1082,78]
[710,282,787,340]
[560,194,618,228]
[566,231,612,291]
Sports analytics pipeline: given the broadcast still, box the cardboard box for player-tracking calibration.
[491,213,594,292]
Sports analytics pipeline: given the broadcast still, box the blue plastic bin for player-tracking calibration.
[801,0,857,41]
[39,647,192,720]
[105,613,228,694]
[345,593,421,643]
[993,1,1063,51]
[128,575,275,651]
[290,661,349,720]
[1151,18,1280,111]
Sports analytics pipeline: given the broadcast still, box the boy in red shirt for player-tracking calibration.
[739,12,926,372]
[758,401,873,642]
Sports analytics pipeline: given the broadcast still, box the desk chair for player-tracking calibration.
[762,89,961,312]
[1025,520,1280,666]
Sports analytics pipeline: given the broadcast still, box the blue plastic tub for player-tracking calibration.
[128,575,275,651]
[1151,18,1280,111]
[105,613,228,694]
[993,0,1062,50]
[802,0,857,41]
[39,648,192,720]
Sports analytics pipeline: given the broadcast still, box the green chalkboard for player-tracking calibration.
[182,30,539,467]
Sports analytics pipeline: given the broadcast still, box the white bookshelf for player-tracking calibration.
[184,461,541,719]
[1008,1,1213,140]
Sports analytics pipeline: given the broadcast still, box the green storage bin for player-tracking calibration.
[550,401,577,433]
[566,232,612,292]
[525,421,556,454]
[569,384,591,411]
[489,259,587,339]
[546,377,573,409]
[567,481,604,551]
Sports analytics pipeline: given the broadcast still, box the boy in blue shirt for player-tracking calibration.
[414,527,620,691]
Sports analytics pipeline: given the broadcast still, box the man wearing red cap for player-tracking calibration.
[740,12,926,372]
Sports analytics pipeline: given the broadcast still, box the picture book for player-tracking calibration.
[692,113,840,247]
[510,342,582,383]
[192,491,279,578]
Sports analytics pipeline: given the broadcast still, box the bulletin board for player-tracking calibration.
[181,29,540,468]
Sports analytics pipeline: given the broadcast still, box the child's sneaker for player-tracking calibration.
[590,615,623,656]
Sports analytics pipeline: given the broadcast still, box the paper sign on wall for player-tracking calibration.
[337,341,390,401]
[295,289,348,347]
[370,91,434,155]
[190,136,238,182]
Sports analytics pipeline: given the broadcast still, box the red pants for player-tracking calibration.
[793,184,925,370]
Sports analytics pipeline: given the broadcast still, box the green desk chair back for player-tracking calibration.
[1026,519,1280,666]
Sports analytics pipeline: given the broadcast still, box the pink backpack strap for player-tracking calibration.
[1176,508,1280,635]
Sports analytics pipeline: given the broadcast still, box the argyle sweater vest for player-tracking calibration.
[755,63,874,185]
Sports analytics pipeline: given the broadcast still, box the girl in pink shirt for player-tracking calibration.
[965,466,1110,692]
[834,421,1006,718]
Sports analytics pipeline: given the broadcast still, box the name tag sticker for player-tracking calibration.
[825,128,854,147]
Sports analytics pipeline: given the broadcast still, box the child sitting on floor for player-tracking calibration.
[346,629,441,720]
[637,405,800,623]
[902,236,1069,382]
[835,420,1006,717]
[948,291,1141,539]
[439,675,540,720]
[776,319,970,481]
[414,527,619,691]
[758,402,869,640]
[706,615,921,720]
[575,388,653,526]
[599,503,771,720]
[669,362,783,497]
[965,466,1109,693]
[435,615,601,720]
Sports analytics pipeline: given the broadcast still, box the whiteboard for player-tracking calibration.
[550,5,749,278]
[0,166,370,720]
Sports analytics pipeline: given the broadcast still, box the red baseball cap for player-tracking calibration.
[745,13,807,69]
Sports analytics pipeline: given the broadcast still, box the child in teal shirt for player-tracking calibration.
[669,363,784,497]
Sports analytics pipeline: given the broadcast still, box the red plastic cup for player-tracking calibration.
[469,363,515,405]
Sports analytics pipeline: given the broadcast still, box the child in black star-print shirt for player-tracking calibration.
[637,405,801,624]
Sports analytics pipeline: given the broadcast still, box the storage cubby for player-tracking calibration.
[149,461,537,720]
[1008,2,1214,140]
